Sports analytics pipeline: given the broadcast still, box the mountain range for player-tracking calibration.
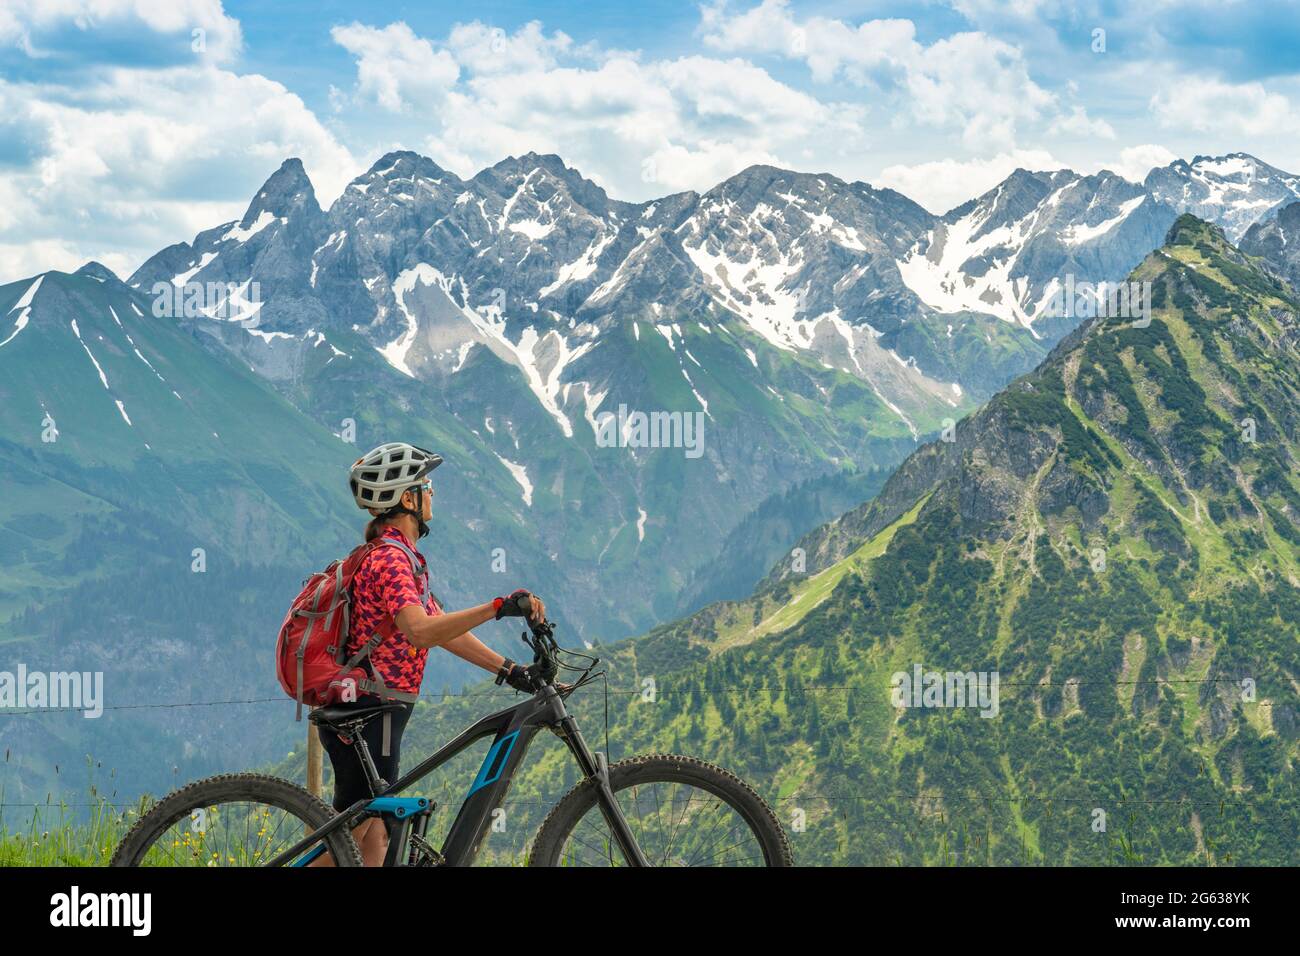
[3,148,1299,807]
[115,147,1300,618]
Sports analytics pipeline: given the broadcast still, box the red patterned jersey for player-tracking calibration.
[346,526,441,696]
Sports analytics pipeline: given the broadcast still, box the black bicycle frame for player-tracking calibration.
[267,683,648,867]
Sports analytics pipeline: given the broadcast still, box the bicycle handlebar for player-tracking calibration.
[508,595,557,681]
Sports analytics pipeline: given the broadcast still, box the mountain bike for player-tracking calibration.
[110,609,793,867]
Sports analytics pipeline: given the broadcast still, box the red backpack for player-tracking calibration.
[276,537,429,719]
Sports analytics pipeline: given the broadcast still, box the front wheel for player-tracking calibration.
[528,754,793,867]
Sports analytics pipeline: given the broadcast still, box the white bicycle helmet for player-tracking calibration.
[349,442,442,513]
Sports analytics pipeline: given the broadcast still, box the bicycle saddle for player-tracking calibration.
[309,701,408,729]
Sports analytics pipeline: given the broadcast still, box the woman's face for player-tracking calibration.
[402,479,434,519]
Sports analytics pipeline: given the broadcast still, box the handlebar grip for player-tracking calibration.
[517,597,548,635]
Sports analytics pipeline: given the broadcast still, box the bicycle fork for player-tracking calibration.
[557,714,650,867]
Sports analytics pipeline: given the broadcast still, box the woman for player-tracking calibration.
[316,440,545,866]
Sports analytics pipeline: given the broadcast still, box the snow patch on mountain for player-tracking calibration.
[0,274,38,350]
[539,232,614,296]
[684,241,808,350]
[11,275,43,311]
[897,207,1035,327]
[509,218,553,240]
[384,264,438,377]
[0,308,30,349]
[496,453,534,507]
[222,211,282,244]
[70,319,111,391]
[1061,195,1146,245]
[172,252,217,287]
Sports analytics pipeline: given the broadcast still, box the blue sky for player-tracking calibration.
[2,0,1299,281]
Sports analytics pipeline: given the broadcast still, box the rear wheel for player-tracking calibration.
[110,773,362,867]
[528,754,793,867]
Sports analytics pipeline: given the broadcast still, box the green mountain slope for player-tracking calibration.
[0,266,370,802]
[335,216,1298,864]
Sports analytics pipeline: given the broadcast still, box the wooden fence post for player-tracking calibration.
[307,712,323,798]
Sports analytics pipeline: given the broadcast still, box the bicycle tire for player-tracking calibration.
[528,754,793,867]
[109,772,363,867]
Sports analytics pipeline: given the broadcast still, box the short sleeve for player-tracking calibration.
[363,547,425,619]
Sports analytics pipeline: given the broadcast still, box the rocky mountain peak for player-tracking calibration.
[241,157,322,226]
[74,261,120,282]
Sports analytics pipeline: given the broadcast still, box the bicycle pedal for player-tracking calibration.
[409,833,443,867]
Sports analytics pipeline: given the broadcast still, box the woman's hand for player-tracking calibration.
[494,589,546,623]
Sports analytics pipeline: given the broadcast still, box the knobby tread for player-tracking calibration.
[110,771,362,867]
[527,753,794,867]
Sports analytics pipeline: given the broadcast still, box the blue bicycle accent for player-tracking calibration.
[467,730,519,796]
[365,796,431,818]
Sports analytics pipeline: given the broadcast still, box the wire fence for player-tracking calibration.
[0,673,1287,850]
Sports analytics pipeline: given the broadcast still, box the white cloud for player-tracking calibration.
[1109,144,1178,184]
[1150,77,1295,136]
[1047,105,1115,140]
[874,149,1066,215]
[405,31,869,199]
[0,239,98,281]
[446,20,576,75]
[0,65,357,283]
[331,21,460,112]
[700,0,1056,149]
[0,0,242,61]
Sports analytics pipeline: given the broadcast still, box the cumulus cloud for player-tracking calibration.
[1047,104,1115,140]
[0,0,242,62]
[874,149,1066,215]
[445,19,578,75]
[393,24,870,199]
[700,0,1057,149]
[1150,77,1295,135]
[331,21,459,112]
[1109,144,1178,184]
[0,65,356,282]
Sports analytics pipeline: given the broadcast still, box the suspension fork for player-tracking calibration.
[556,714,650,867]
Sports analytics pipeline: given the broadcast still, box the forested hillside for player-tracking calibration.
[309,216,1298,865]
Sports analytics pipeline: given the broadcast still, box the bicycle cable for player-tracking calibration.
[551,643,612,763]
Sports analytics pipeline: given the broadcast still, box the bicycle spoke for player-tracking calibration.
[557,777,766,867]
[683,803,734,866]
[131,798,321,867]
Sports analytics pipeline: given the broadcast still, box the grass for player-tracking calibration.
[0,794,139,866]
[750,493,930,641]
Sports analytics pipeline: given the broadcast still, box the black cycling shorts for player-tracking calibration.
[317,697,415,813]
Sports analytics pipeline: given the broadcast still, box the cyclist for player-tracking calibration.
[316,441,545,866]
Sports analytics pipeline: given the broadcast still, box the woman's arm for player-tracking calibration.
[440,631,507,674]
[395,602,496,650]
[394,593,546,653]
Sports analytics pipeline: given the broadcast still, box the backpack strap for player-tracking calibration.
[375,537,440,610]
[294,571,332,722]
